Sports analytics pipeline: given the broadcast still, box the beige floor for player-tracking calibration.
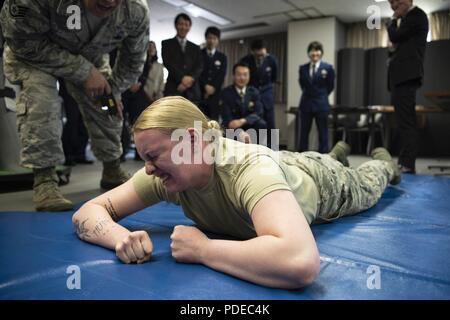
[0,155,449,212]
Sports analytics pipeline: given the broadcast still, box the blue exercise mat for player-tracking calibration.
[0,175,449,299]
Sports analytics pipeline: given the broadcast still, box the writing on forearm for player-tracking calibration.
[74,218,91,240]
[92,219,113,238]
[105,198,119,222]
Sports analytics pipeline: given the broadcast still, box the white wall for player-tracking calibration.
[286,17,345,150]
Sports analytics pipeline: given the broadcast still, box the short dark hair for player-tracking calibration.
[205,26,221,39]
[233,62,250,74]
[307,41,323,54]
[148,41,158,63]
[174,13,192,26]
[250,39,266,51]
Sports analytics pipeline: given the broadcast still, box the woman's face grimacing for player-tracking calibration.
[134,129,211,193]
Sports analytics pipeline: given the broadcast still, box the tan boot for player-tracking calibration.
[371,148,401,185]
[100,159,131,190]
[33,167,74,211]
[329,141,351,167]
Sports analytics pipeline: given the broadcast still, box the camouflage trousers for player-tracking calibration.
[3,55,123,169]
[281,151,394,222]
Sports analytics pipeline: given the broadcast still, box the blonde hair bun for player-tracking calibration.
[207,120,221,131]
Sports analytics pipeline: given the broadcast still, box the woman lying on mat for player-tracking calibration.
[72,96,400,289]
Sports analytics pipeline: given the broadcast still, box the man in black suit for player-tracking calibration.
[162,13,203,103]
[387,0,428,173]
[199,27,227,121]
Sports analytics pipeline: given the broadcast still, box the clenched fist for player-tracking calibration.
[115,231,153,264]
[170,225,209,264]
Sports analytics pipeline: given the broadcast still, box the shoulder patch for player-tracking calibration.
[9,0,28,19]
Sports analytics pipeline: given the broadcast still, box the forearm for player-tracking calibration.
[157,78,165,99]
[328,75,335,94]
[110,11,149,96]
[202,235,316,289]
[191,56,203,81]
[388,20,417,43]
[211,75,225,91]
[72,203,131,250]
[245,114,258,126]
[110,51,146,98]
[221,114,231,128]
[162,51,184,84]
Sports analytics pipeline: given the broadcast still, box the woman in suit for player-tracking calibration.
[142,41,165,105]
[297,41,335,154]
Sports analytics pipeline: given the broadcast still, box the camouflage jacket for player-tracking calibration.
[0,0,150,98]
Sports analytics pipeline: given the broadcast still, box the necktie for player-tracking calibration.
[239,90,245,103]
[312,64,316,77]
[180,39,186,52]
[208,51,213,58]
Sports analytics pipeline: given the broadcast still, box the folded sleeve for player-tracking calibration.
[233,155,292,216]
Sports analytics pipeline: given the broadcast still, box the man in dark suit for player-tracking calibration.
[387,0,428,173]
[162,13,203,103]
[240,39,278,147]
[220,63,267,144]
[199,27,227,121]
[297,41,335,153]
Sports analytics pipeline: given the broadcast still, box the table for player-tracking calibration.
[287,105,449,156]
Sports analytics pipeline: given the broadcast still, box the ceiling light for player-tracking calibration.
[161,0,232,26]
[161,0,189,7]
[183,3,231,25]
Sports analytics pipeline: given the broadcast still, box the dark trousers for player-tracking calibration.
[241,119,267,145]
[298,110,329,153]
[261,92,276,149]
[60,81,89,162]
[122,89,150,125]
[391,79,421,170]
[199,93,220,121]
[263,106,276,131]
[121,88,151,158]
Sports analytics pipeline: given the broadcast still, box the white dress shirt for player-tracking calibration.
[309,60,321,78]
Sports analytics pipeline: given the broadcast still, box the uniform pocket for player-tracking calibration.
[16,93,29,117]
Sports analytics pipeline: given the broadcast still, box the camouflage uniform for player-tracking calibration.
[280,151,395,223]
[0,0,150,169]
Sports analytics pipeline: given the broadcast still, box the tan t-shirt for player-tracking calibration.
[132,137,319,240]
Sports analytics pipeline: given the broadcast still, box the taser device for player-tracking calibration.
[100,94,118,116]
